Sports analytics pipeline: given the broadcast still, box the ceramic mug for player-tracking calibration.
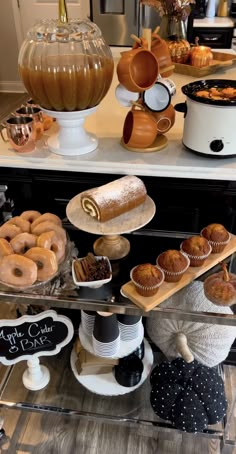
[1,116,36,153]
[152,104,176,134]
[151,33,174,78]
[122,104,158,148]
[143,82,171,113]
[14,106,44,140]
[115,84,140,107]
[117,38,159,93]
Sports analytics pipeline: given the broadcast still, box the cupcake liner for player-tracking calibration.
[180,242,212,267]
[130,266,164,297]
[200,230,231,253]
[156,252,190,282]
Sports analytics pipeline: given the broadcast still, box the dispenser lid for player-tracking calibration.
[27,18,103,43]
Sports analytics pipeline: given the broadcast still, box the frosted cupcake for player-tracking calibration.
[180,235,212,267]
[201,223,231,253]
[130,263,164,297]
[156,249,190,282]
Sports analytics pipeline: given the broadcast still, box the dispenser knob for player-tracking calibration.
[209,140,224,152]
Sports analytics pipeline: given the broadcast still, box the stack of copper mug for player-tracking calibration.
[116,34,176,150]
[1,102,54,153]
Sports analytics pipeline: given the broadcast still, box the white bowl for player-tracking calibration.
[72,256,112,288]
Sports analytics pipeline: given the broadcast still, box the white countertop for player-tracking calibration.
[1,57,236,181]
[194,17,235,28]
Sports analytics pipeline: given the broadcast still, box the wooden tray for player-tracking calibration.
[174,51,236,77]
[121,234,236,312]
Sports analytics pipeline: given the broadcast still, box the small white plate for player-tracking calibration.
[72,256,112,289]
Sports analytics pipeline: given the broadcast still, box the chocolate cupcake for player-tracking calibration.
[156,249,190,282]
[180,236,212,267]
[130,263,164,297]
[201,223,231,253]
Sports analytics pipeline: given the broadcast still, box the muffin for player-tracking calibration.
[180,235,212,267]
[130,263,164,297]
[201,223,230,253]
[156,249,190,282]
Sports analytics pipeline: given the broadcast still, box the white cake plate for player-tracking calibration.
[41,107,98,156]
[78,323,144,359]
[66,193,156,259]
[70,338,153,396]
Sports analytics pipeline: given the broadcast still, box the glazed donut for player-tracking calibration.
[31,221,66,243]
[0,238,14,257]
[7,216,30,233]
[10,232,37,254]
[0,223,21,241]
[31,213,62,230]
[25,247,58,281]
[37,230,66,264]
[20,210,42,224]
[0,254,37,287]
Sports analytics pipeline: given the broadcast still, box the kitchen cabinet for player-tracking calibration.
[191,26,233,48]
[0,62,236,451]
[189,17,235,48]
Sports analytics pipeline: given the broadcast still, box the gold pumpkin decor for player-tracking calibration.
[167,38,191,64]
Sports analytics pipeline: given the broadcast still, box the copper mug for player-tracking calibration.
[122,104,158,148]
[14,106,44,140]
[117,38,159,93]
[1,116,36,153]
[26,100,54,131]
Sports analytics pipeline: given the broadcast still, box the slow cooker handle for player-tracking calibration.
[174,102,187,117]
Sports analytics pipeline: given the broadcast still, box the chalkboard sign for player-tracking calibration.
[0,310,74,365]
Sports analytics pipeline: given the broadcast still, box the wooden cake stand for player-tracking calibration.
[66,193,156,260]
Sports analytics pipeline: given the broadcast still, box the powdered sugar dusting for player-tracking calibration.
[82,176,147,211]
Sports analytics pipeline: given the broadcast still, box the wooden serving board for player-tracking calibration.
[121,234,236,312]
[174,51,236,77]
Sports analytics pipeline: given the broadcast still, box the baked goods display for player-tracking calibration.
[130,263,164,297]
[156,249,190,282]
[0,210,67,288]
[201,223,230,253]
[180,235,212,267]
[80,175,147,222]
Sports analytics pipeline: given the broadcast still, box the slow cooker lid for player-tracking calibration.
[182,79,236,106]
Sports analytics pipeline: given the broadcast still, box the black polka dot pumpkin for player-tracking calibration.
[150,357,227,433]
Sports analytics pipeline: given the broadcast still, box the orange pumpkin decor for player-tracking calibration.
[167,37,191,64]
[190,45,213,68]
[204,262,236,306]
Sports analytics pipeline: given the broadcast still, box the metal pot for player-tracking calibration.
[175,79,236,157]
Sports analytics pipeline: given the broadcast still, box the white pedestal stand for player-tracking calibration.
[66,193,156,260]
[42,107,98,156]
[23,357,50,391]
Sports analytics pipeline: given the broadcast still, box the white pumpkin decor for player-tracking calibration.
[146,281,236,367]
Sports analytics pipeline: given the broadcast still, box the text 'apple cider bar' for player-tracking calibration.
[80,175,147,222]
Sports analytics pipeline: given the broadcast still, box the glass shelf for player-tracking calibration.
[0,342,234,445]
[0,252,235,326]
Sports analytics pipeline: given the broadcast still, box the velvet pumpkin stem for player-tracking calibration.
[220,262,230,282]
[175,332,194,363]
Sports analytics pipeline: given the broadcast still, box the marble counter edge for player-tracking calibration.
[0,154,236,180]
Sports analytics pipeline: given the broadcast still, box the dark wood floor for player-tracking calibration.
[0,93,235,453]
